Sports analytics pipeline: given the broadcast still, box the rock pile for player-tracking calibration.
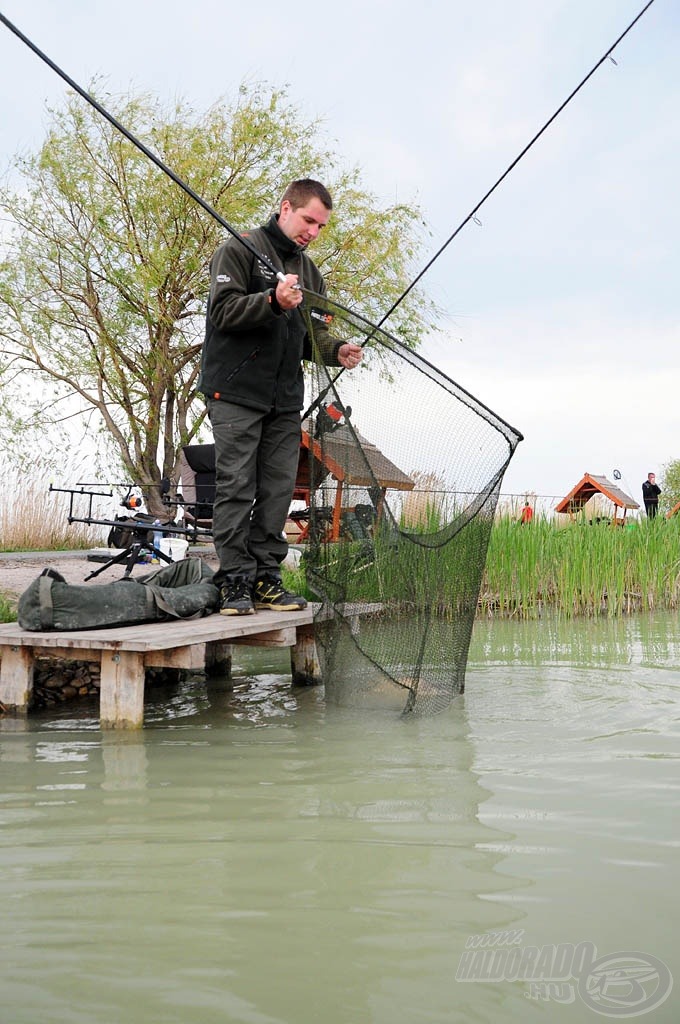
[32,658,102,707]
[28,658,179,709]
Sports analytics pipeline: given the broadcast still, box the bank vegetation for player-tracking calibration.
[2,482,680,623]
[481,514,680,618]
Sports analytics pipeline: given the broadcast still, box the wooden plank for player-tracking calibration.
[313,602,383,621]
[31,645,104,662]
[234,627,297,648]
[0,602,383,722]
[205,641,232,678]
[291,624,322,686]
[0,608,314,653]
[0,603,382,656]
[144,644,207,670]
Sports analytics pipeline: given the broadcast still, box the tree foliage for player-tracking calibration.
[0,82,433,512]
[660,459,680,515]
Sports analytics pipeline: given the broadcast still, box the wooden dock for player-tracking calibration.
[0,608,319,728]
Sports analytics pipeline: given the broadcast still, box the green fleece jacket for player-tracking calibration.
[198,214,342,412]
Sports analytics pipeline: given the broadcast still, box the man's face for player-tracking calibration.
[649,474,656,483]
[278,197,331,248]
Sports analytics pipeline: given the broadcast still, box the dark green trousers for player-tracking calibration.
[207,399,301,589]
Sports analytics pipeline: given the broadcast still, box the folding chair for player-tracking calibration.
[178,444,216,533]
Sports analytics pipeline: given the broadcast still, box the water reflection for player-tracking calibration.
[470,610,680,668]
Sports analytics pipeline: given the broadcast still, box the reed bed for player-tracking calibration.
[4,464,679,623]
[296,508,680,621]
[482,515,680,618]
[0,472,105,552]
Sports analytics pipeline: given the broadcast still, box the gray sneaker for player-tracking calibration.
[219,577,254,616]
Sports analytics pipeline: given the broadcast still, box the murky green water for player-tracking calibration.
[1,613,679,1023]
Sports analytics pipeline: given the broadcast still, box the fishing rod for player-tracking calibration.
[0,1,657,410]
[0,11,296,289]
[302,0,658,419]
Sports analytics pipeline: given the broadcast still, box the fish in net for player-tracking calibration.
[296,290,523,715]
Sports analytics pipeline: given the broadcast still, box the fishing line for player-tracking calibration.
[0,2,658,417]
[302,0,658,418]
[0,8,528,715]
[0,11,293,288]
[378,0,658,325]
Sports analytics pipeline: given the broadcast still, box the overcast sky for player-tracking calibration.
[0,0,676,505]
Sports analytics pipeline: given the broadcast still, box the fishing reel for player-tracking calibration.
[315,401,352,438]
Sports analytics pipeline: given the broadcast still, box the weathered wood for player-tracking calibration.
[0,610,316,725]
[0,603,381,725]
[144,644,207,670]
[205,641,233,679]
[0,607,314,653]
[0,645,35,711]
[235,627,297,648]
[99,650,146,729]
[291,624,322,686]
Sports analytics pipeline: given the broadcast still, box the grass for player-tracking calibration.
[0,593,16,623]
[298,507,680,621]
[482,514,680,618]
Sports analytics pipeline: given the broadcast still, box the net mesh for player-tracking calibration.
[298,290,522,714]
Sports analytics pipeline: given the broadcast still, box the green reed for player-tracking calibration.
[482,515,680,618]
[300,510,680,620]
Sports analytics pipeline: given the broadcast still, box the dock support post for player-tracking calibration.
[100,650,145,729]
[0,645,35,712]
[205,641,233,679]
[291,625,322,687]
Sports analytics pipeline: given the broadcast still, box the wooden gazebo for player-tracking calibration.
[292,421,414,541]
[555,473,639,526]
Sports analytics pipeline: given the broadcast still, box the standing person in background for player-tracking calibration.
[519,499,534,525]
[642,472,661,518]
[199,179,363,616]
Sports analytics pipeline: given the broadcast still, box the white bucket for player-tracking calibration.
[173,536,188,561]
[159,537,189,561]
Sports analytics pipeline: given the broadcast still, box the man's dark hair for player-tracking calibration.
[281,179,333,212]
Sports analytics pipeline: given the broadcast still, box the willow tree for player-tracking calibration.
[0,83,433,512]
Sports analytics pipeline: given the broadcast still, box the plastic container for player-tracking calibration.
[170,536,188,561]
[159,538,188,561]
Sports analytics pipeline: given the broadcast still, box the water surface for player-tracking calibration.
[1,613,679,1022]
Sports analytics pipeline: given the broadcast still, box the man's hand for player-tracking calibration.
[337,342,363,370]
[275,274,303,310]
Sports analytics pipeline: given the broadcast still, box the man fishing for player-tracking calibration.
[199,178,363,615]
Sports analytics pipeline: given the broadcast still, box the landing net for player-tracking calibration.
[299,291,522,714]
